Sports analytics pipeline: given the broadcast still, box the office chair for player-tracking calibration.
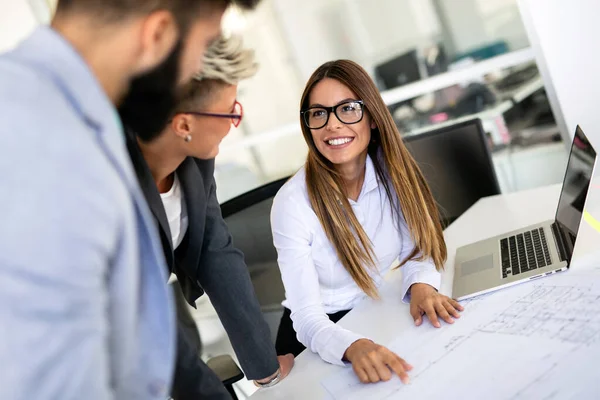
[404,119,501,226]
[220,176,290,342]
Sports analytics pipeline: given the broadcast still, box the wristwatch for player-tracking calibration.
[255,368,282,388]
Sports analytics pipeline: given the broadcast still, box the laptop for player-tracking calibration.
[453,126,598,300]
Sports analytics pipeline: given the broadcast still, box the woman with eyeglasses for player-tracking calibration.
[271,60,463,384]
[123,35,294,398]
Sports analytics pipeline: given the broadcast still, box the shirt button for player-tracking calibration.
[148,380,168,397]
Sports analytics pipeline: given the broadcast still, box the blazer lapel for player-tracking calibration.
[176,157,207,281]
[125,132,174,267]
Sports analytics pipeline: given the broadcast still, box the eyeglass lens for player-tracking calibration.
[304,101,363,129]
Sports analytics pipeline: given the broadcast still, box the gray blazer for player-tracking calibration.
[0,28,174,400]
[126,134,279,390]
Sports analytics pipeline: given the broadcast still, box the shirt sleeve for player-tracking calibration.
[397,218,442,303]
[271,192,365,366]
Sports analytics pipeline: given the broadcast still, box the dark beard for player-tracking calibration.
[118,41,182,142]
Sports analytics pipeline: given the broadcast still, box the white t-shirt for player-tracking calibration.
[160,173,189,250]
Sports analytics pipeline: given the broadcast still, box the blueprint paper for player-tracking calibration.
[321,268,600,400]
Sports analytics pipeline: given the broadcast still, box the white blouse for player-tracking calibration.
[160,173,188,250]
[270,155,441,365]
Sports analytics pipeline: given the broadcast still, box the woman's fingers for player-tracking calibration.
[450,298,465,311]
[423,301,441,328]
[433,301,453,324]
[385,353,411,384]
[351,344,411,384]
[370,355,393,382]
[352,364,370,384]
[444,300,462,319]
[362,363,382,383]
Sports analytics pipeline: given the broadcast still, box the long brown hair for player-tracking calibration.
[300,60,446,298]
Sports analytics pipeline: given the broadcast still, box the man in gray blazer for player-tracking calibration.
[0,1,257,399]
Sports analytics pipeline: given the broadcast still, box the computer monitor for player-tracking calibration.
[375,49,421,90]
[403,119,501,225]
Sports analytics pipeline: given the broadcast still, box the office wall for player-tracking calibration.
[436,0,529,55]
[216,0,308,191]
[517,0,600,231]
[272,0,442,81]
[518,0,600,145]
[0,0,38,53]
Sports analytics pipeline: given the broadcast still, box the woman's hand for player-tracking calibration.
[343,339,412,384]
[409,283,463,328]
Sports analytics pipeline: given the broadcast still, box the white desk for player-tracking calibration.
[250,184,600,399]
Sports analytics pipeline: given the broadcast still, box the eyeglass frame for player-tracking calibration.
[183,100,244,128]
[300,100,366,130]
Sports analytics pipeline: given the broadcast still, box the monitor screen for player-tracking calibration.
[375,49,421,90]
[554,126,597,257]
[403,120,500,225]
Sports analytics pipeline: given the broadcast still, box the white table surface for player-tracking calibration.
[250,183,600,399]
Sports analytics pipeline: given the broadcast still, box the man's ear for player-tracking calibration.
[132,10,178,74]
[171,114,192,139]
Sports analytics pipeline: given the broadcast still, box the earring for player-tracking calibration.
[184,134,192,143]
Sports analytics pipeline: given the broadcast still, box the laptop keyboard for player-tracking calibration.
[500,228,552,279]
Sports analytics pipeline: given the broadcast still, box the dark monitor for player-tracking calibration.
[375,49,421,90]
[554,126,597,259]
[403,119,501,225]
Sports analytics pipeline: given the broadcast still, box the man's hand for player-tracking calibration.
[409,283,463,328]
[254,354,294,386]
[343,339,412,384]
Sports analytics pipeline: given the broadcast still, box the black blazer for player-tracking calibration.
[126,133,279,384]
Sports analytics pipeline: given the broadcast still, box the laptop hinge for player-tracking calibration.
[551,222,569,263]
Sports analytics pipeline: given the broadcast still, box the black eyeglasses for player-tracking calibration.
[184,100,244,128]
[300,100,365,130]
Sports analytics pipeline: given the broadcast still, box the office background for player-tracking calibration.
[2,0,600,398]
[0,0,574,201]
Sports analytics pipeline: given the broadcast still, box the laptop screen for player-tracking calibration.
[554,126,597,259]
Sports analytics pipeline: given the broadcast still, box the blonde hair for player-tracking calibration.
[175,34,257,112]
[300,60,446,298]
[194,34,258,85]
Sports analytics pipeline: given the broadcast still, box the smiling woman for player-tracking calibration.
[271,59,464,385]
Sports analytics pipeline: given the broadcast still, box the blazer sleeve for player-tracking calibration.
[195,175,279,381]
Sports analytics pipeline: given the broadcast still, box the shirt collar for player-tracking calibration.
[362,154,379,195]
[13,26,120,136]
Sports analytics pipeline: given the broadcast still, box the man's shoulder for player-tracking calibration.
[0,57,86,137]
[0,56,127,218]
